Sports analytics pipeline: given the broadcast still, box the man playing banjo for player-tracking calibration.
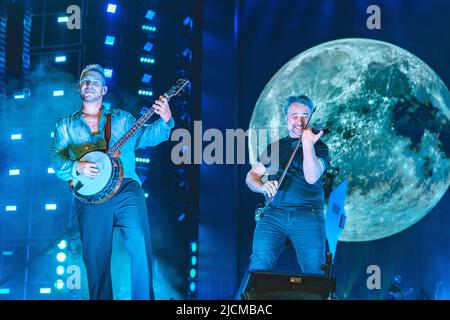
[51,64,174,299]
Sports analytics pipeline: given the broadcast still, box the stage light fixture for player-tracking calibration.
[140,57,155,64]
[145,10,155,20]
[104,68,114,78]
[143,42,154,52]
[105,36,115,46]
[56,266,65,275]
[5,206,17,212]
[190,241,197,253]
[53,90,64,97]
[11,134,22,140]
[9,169,20,176]
[107,4,117,13]
[45,204,57,210]
[183,16,193,28]
[55,55,66,63]
[57,240,67,250]
[141,74,152,83]
[142,25,157,32]
[138,89,153,96]
[56,252,66,263]
[55,280,64,290]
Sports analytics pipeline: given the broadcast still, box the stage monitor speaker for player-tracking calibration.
[238,271,336,300]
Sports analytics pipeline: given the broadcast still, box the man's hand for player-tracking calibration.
[153,95,172,123]
[301,127,324,146]
[261,180,278,198]
[76,161,100,178]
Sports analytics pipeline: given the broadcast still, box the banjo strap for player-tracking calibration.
[105,114,112,150]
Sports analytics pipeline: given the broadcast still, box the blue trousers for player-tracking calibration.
[75,178,154,300]
[249,206,326,274]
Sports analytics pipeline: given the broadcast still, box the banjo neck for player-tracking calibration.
[106,79,189,157]
[106,106,157,157]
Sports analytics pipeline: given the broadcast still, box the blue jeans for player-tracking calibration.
[249,206,326,274]
[75,178,154,300]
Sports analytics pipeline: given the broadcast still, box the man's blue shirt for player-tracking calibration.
[51,106,175,185]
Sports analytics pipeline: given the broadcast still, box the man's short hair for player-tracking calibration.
[80,64,106,85]
[284,95,314,115]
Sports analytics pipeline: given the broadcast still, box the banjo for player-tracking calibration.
[69,78,190,204]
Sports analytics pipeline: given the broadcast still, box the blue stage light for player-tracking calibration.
[105,36,115,46]
[48,168,55,174]
[145,10,155,20]
[56,266,65,275]
[143,42,154,52]
[0,288,10,294]
[104,68,113,78]
[183,16,193,28]
[56,252,66,263]
[144,193,149,198]
[107,3,117,13]
[189,282,196,292]
[40,288,51,294]
[140,57,155,64]
[55,55,66,63]
[14,94,25,99]
[177,213,186,222]
[55,280,64,290]
[57,16,68,23]
[135,157,150,164]
[138,89,153,96]
[191,256,197,266]
[2,251,13,256]
[190,268,197,278]
[11,134,22,140]
[5,206,17,212]
[190,242,197,253]
[141,74,152,83]
[9,169,20,176]
[57,240,67,250]
[53,90,64,97]
[46,204,57,211]
[141,25,157,32]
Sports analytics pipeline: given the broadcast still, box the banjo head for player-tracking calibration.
[74,150,113,196]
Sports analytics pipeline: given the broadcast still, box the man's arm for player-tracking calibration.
[50,119,79,181]
[132,116,175,149]
[302,144,325,184]
[246,162,278,197]
[302,128,326,184]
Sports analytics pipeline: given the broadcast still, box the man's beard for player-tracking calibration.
[81,92,101,102]
[289,124,303,137]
